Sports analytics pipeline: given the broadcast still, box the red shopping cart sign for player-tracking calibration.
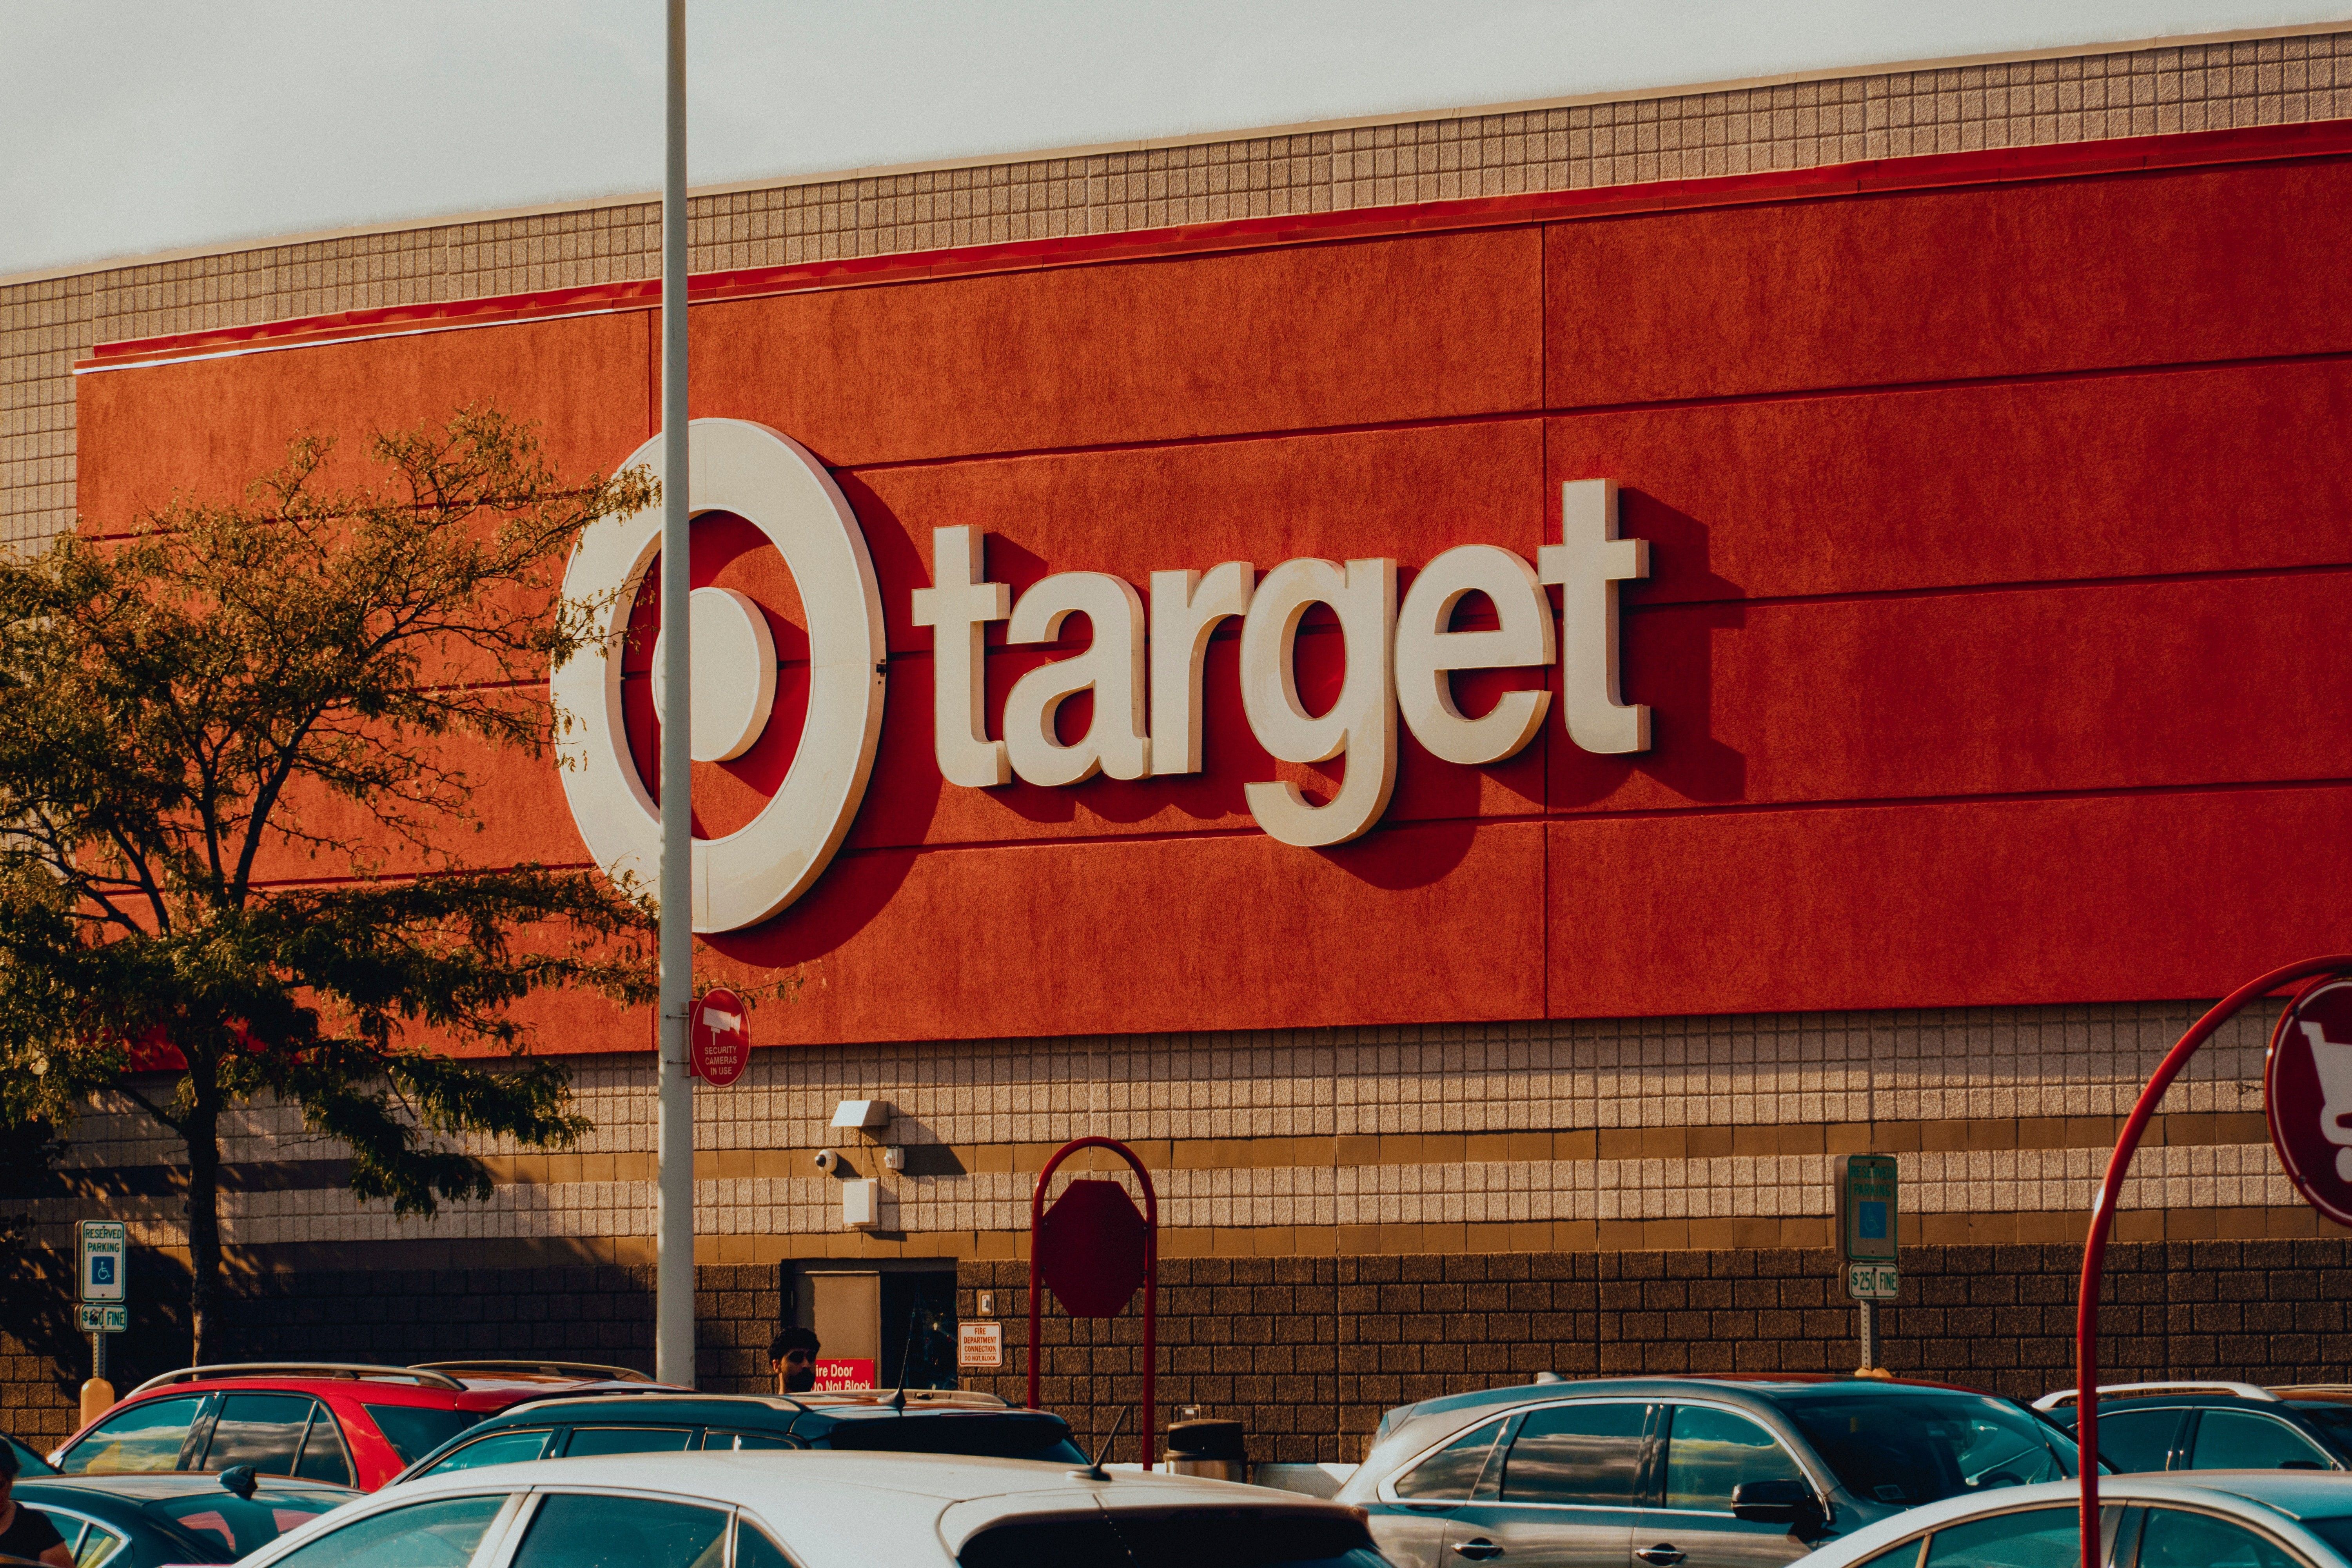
[2268,974,2352,1228]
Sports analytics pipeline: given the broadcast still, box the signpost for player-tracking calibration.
[1836,1154,1899,1374]
[2074,954,2352,1568]
[688,987,750,1087]
[1030,1137,1159,1468]
[76,1220,126,1422]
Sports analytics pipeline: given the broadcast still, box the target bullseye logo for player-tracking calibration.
[551,419,886,933]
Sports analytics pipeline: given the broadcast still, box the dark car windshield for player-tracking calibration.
[1778,1391,2076,1507]
[818,1413,1086,1463]
[361,1405,481,1464]
[2292,1406,2352,1446]
[146,1490,349,1561]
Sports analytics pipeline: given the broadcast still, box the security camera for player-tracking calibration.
[813,1149,840,1175]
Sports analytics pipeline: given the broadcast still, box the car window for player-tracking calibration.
[71,1520,128,1568]
[298,1409,354,1486]
[418,1428,553,1476]
[203,1393,315,1475]
[961,1508,1380,1568]
[1922,1507,2078,1568]
[359,1406,482,1466]
[2187,1412,2332,1471]
[2136,1508,2304,1568]
[36,1512,129,1568]
[1780,1392,2073,1507]
[735,1525,799,1568]
[2092,1410,2182,1474]
[812,1414,1085,1463]
[147,1490,347,1559]
[1855,1543,1925,1568]
[703,1431,800,1451]
[6,1437,55,1477]
[269,1493,510,1568]
[508,1494,728,1568]
[2292,1408,2352,1452]
[1500,1402,1648,1506]
[558,1427,696,1459]
[1664,1406,1806,1512]
[59,1395,207,1474]
[1393,1417,1506,1502]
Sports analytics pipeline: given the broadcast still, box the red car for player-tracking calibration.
[48,1360,669,1492]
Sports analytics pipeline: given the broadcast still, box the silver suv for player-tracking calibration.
[1338,1375,2088,1568]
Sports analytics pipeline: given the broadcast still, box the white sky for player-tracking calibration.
[4,0,2346,279]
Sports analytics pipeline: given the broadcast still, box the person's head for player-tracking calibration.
[769,1326,820,1393]
[0,1436,20,1501]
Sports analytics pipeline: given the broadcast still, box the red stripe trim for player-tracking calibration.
[78,118,2352,371]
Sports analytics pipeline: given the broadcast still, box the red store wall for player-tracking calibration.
[74,125,2352,1049]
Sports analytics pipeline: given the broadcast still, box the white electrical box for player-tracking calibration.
[842,1177,880,1229]
[831,1099,891,1131]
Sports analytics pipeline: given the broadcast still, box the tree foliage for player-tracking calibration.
[0,406,657,1354]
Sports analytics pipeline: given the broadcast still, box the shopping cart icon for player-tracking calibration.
[2298,1020,2352,1182]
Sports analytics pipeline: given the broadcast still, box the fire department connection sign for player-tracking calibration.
[2269,976,2352,1227]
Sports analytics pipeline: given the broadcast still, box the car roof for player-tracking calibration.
[1394,1374,2000,1426]
[18,1474,356,1503]
[384,1448,1312,1512]
[477,1394,806,1426]
[479,1392,1063,1426]
[287,1451,1309,1568]
[1798,1474,2352,1568]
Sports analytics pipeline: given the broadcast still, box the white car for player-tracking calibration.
[1789,1472,2352,1568]
[229,1448,1394,1568]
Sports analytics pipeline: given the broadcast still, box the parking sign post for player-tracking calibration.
[76,1220,127,1423]
[1836,1154,1899,1377]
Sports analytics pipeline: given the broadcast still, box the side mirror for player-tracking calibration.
[218,1464,258,1499]
[1733,1479,1822,1530]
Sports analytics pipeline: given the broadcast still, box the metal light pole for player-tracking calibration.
[654,0,695,1389]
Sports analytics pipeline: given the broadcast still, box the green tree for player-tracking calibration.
[0,407,656,1357]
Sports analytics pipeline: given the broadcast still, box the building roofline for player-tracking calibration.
[5,16,2347,290]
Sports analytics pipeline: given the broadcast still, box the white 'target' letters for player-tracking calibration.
[1004,572,1151,785]
[1538,478,1651,754]
[1394,544,1555,765]
[909,525,1011,787]
[1238,557,1399,847]
[1148,562,1255,776]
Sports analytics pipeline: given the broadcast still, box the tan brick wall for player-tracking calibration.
[15,999,2327,1264]
[7,29,2352,551]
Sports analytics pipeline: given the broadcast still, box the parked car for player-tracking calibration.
[392,1389,1089,1481]
[1766,1471,2352,1568]
[1337,1374,2091,1568]
[2038,1385,2352,1475]
[232,1448,1392,1568]
[11,1469,356,1566]
[48,1361,671,1492]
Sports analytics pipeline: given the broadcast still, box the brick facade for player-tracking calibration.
[6,1239,2341,1465]
[956,1239,2339,1463]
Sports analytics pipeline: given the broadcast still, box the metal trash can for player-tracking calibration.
[1165,1418,1248,1483]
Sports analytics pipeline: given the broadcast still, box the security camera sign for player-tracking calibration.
[689,988,750,1087]
[78,1220,127,1304]
[2268,976,2352,1228]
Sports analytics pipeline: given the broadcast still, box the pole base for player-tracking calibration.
[1853,1366,1894,1380]
[79,1377,115,1425]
